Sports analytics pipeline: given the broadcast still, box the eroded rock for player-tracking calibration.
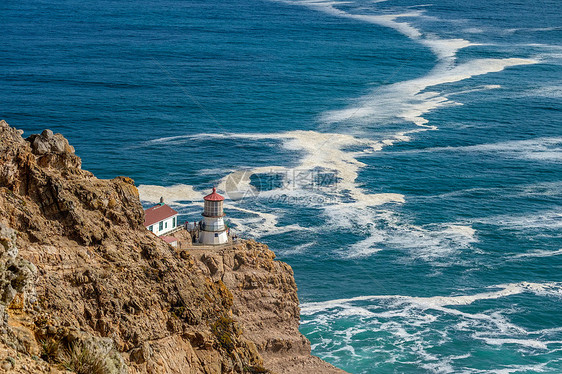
[0,120,347,374]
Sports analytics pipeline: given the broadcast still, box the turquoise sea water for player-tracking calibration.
[1,0,561,372]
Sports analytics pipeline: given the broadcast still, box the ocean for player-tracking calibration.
[1,0,561,372]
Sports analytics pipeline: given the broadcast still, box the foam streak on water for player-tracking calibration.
[287,0,537,131]
[140,0,540,259]
[2,0,561,371]
[301,283,562,372]
[132,1,561,372]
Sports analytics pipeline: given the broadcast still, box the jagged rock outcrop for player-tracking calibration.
[0,120,346,374]
[191,242,346,374]
[26,129,81,169]
[0,223,37,354]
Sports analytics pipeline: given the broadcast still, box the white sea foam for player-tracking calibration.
[301,282,562,314]
[465,138,562,162]
[512,249,562,259]
[302,282,562,369]
[445,225,476,237]
[150,131,384,202]
[203,131,404,212]
[284,241,317,254]
[443,84,502,96]
[347,234,384,257]
[407,137,562,162]
[322,57,537,127]
[422,181,562,202]
[505,26,562,35]
[297,1,471,61]
[139,130,407,243]
[328,206,478,260]
[527,85,562,98]
[475,337,549,350]
[463,27,485,34]
[477,210,562,232]
[229,132,408,246]
[225,203,309,238]
[284,0,537,134]
[138,184,203,204]
[144,132,475,259]
[248,2,562,369]
[492,362,551,374]
[140,0,540,264]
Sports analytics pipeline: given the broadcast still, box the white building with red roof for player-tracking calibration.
[199,187,228,245]
[144,198,179,236]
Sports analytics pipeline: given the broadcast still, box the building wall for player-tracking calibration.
[202,216,225,232]
[146,214,178,236]
[200,229,228,245]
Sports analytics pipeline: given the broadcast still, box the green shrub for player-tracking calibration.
[211,315,240,351]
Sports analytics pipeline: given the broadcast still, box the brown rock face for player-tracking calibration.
[190,242,347,374]
[0,120,347,373]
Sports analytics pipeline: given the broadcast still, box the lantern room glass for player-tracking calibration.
[203,200,223,217]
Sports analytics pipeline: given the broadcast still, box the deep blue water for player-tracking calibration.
[1,0,561,372]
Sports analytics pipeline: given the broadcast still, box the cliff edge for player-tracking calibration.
[0,120,346,374]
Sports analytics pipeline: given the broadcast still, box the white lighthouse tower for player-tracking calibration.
[199,187,229,245]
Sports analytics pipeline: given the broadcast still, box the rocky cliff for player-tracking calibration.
[0,120,346,374]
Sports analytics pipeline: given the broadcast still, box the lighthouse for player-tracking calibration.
[199,187,229,245]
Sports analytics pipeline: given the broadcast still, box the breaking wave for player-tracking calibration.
[301,282,562,372]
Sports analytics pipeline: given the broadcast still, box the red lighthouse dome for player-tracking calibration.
[203,187,224,202]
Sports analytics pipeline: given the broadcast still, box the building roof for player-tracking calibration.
[160,236,178,244]
[144,204,178,227]
[204,187,224,202]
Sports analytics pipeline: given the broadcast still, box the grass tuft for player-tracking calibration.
[60,341,110,374]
